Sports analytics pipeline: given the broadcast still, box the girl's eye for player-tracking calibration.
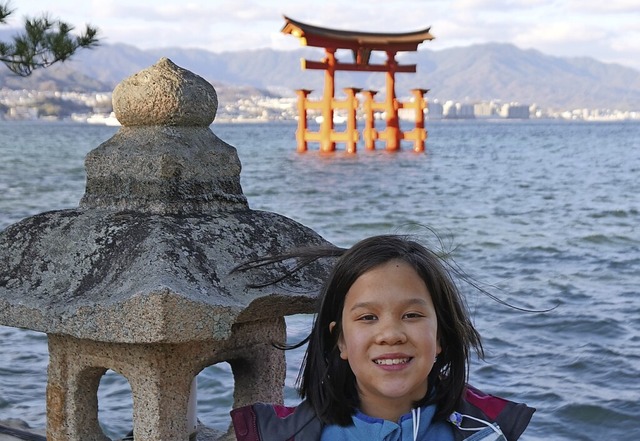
[358,314,377,321]
[403,312,425,319]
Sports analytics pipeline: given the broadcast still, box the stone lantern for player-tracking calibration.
[0,58,331,441]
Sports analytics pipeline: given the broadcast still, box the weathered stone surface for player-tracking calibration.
[80,126,248,214]
[0,208,327,343]
[113,57,217,127]
[46,318,286,441]
[83,59,243,214]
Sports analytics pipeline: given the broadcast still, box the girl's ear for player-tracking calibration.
[329,321,348,360]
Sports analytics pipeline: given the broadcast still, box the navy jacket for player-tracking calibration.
[231,385,535,441]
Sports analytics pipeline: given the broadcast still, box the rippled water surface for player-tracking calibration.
[1,120,639,440]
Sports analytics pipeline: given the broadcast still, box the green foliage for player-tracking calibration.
[0,2,99,76]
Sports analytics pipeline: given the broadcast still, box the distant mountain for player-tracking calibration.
[1,42,639,111]
[0,59,110,92]
[415,43,640,111]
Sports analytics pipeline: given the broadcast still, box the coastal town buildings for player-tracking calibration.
[0,88,638,123]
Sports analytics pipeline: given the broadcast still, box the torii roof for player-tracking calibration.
[281,16,434,52]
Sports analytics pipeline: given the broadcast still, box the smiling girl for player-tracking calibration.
[231,235,534,441]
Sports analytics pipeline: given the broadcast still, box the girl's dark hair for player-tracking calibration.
[297,235,483,425]
[234,234,484,426]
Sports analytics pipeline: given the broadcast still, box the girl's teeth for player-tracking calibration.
[375,358,409,365]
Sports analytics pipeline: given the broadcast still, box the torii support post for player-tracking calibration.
[362,90,380,150]
[325,87,360,153]
[320,48,337,153]
[343,87,360,153]
[402,88,429,153]
[295,89,312,152]
[383,51,401,151]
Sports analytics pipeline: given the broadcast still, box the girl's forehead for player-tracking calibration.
[343,260,433,306]
[353,259,422,283]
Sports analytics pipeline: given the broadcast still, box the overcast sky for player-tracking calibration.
[6,0,640,72]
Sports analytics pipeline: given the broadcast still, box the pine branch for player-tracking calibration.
[0,2,100,76]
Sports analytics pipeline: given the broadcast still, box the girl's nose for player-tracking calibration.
[375,320,407,345]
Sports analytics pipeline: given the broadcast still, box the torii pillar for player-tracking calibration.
[383,51,401,151]
[320,49,337,152]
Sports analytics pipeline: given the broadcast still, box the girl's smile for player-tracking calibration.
[373,355,411,367]
[332,259,441,422]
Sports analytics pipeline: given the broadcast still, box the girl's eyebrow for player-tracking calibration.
[349,297,429,312]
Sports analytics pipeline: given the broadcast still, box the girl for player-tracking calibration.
[231,235,534,441]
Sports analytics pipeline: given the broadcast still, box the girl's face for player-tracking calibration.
[332,259,441,422]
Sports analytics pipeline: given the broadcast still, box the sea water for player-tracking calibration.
[0,119,638,440]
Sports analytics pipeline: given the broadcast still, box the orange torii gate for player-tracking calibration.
[281,16,434,153]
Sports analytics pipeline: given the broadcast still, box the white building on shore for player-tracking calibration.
[500,102,530,119]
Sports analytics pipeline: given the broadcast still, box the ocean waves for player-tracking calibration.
[1,120,639,439]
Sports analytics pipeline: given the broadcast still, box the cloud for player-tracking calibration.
[566,0,640,14]
[517,21,607,46]
[451,0,550,13]
[11,0,638,71]
[277,1,435,32]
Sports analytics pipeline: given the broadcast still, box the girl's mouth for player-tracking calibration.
[373,358,411,366]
